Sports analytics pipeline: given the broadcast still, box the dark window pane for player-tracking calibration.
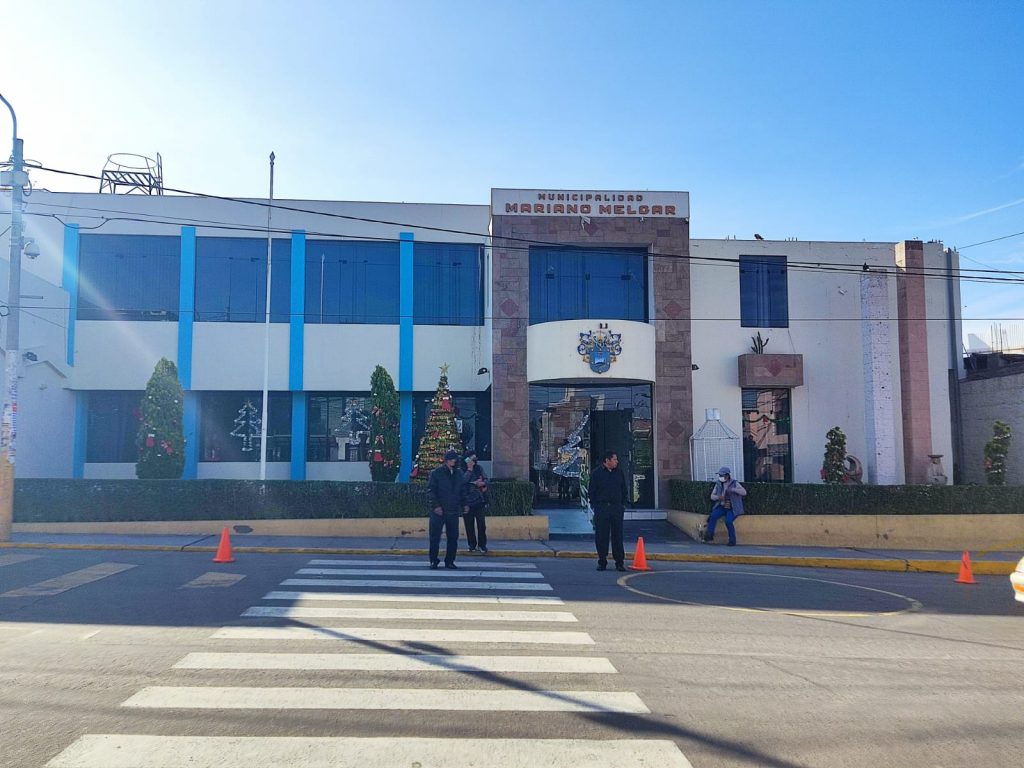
[78,235,180,320]
[304,241,399,324]
[529,247,646,324]
[200,391,291,462]
[306,393,372,462]
[414,243,484,325]
[195,238,290,322]
[739,255,788,328]
[86,391,142,462]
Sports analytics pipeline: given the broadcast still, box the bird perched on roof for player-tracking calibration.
[754,233,764,240]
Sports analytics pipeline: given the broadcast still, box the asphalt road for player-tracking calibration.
[1,548,1021,767]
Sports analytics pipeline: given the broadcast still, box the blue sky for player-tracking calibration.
[3,0,1023,347]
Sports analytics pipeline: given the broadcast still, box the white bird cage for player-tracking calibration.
[690,408,742,481]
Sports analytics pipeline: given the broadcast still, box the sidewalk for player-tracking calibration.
[3,521,1019,576]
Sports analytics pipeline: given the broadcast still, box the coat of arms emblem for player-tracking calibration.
[577,324,622,374]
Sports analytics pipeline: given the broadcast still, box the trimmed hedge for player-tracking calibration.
[13,479,536,523]
[669,479,1024,516]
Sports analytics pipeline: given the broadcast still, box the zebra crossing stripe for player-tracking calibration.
[212,626,594,644]
[1,563,137,599]
[122,686,649,713]
[280,578,553,591]
[0,554,40,567]
[47,735,694,767]
[296,568,545,579]
[240,606,578,622]
[262,590,564,605]
[307,558,539,569]
[174,652,618,673]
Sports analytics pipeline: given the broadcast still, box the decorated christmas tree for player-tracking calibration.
[984,420,1011,485]
[821,426,848,484]
[410,363,464,482]
[369,365,400,482]
[136,358,185,479]
[230,399,261,452]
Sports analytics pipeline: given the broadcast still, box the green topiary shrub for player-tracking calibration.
[984,421,1012,486]
[368,365,400,482]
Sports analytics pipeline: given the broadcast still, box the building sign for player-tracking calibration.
[493,189,689,219]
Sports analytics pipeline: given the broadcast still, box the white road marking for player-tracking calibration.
[80,630,101,640]
[0,563,137,598]
[174,652,617,674]
[306,558,539,569]
[212,626,594,644]
[240,606,577,622]
[180,572,246,589]
[262,590,564,605]
[296,568,545,579]
[280,578,553,591]
[0,553,40,567]
[47,735,693,767]
[122,686,649,713]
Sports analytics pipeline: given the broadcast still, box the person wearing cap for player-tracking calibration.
[427,449,470,569]
[703,466,746,546]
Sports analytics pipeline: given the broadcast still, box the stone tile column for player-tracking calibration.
[896,240,933,484]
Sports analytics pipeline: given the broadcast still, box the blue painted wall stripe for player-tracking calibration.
[399,232,414,482]
[183,392,199,480]
[72,391,87,479]
[291,391,307,480]
[177,227,196,390]
[290,231,306,391]
[62,224,80,366]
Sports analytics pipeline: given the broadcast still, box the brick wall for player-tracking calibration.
[896,240,934,484]
[490,214,693,503]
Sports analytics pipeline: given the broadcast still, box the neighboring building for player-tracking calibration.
[960,353,1024,485]
[1,188,962,506]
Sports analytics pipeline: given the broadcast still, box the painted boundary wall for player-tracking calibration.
[668,510,1024,551]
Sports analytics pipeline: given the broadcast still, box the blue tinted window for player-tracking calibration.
[78,234,180,320]
[195,238,291,322]
[199,391,291,462]
[530,247,647,324]
[414,243,483,325]
[305,240,399,324]
[739,255,789,328]
[307,393,372,462]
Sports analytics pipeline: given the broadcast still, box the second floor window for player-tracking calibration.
[78,234,180,320]
[739,255,789,328]
[529,247,647,325]
[195,238,291,322]
[305,240,399,324]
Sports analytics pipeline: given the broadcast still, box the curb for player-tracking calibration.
[1,541,1014,575]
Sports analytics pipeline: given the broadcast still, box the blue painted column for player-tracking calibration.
[61,224,80,366]
[291,393,307,480]
[399,232,414,482]
[183,393,199,479]
[72,391,87,479]
[178,227,198,477]
[289,231,307,480]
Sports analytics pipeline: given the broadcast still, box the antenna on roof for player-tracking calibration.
[99,153,164,195]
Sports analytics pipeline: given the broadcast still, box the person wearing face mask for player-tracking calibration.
[702,466,746,546]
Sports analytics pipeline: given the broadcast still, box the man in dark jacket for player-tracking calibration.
[588,450,628,571]
[427,449,469,569]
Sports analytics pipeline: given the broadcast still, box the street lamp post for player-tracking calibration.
[0,92,25,542]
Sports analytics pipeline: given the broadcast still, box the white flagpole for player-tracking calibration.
[259,152,275,480]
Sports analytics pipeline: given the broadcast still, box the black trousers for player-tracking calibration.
[464,505,487,549]
[429,512,460,565]
[593,505,625,566]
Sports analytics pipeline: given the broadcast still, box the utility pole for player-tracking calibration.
[0,93,25,542]
[258,152,274,481]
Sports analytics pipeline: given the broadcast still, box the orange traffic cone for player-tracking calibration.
[212,527,235,564]
[954,550,975,584]
[629,536,652,571]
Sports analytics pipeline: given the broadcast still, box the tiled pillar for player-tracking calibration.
[896,240,933,484]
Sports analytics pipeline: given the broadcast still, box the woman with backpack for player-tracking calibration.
[463,451,488,553]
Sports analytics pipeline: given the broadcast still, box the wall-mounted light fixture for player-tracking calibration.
[691,363,700,371]
[22,351,37,362]
[476,367,489,376]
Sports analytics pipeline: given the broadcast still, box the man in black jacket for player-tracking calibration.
[588,450,628,571]
[427,449,469,569]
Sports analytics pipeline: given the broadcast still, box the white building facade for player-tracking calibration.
[1,188,961,506]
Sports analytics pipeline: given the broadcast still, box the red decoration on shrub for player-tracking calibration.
[146,434,156,448]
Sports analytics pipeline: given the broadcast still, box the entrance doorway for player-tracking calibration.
[530,383,655,509]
